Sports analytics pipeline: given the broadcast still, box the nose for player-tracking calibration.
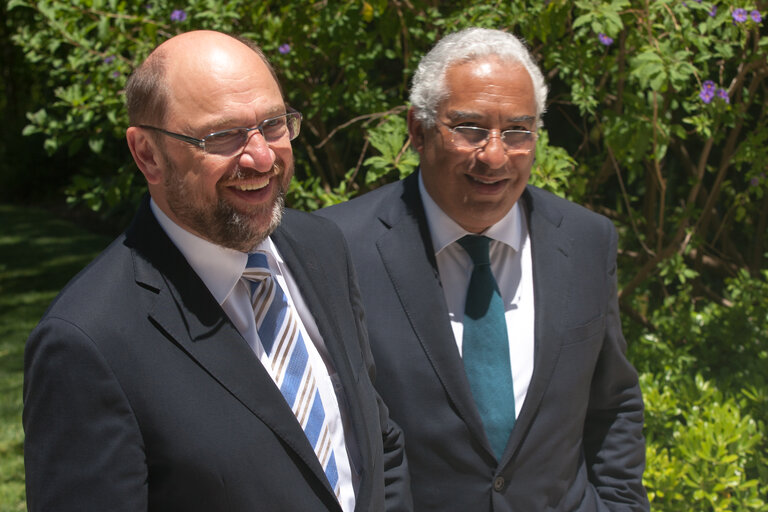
[476,132,508,169]
[238,130,276,172]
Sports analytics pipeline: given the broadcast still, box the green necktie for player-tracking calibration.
[458,235,516,459]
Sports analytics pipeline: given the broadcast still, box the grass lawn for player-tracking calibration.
[0,204,111,511]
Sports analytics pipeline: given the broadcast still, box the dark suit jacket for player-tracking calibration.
[23,197,411,511]
[317,172,648,511]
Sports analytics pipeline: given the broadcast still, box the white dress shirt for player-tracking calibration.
[150,200,358,512]
[418,176,535,419]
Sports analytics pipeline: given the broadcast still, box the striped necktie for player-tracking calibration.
[458,235,515,459]
[243,252,339,496]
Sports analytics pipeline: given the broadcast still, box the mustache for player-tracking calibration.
[225,160,285,182]
[466,153,532,175]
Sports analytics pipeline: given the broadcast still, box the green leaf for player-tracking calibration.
[88,137,104,154]
[7,0,31,10]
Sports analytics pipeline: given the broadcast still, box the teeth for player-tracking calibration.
[472,176,498,184]
[235,178,269,191]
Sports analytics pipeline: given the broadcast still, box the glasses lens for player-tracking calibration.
[259,113,301,142]
[452,126,488,148]
[204,129,249,155]
[288,113,301,140]
[281,113,301,141]
[202,113,302,155]
[502,130,535,151]
[261,116,289,141]
[261,113,301,142]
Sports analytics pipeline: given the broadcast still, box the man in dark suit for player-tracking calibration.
[23,30,411,511]
[318,28,648,511]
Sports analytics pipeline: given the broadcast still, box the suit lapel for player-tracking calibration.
[376,174,490,448]
[501,187,571,463]
[126,199,334,497]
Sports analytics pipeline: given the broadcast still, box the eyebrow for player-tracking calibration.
[197,105,288,135]
[445,111,536,125]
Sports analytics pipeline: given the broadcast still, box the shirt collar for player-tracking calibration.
[418,171,524,255]
[150,199,276,306]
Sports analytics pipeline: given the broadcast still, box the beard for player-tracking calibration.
[163,157,288,253]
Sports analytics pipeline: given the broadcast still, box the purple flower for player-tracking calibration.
[278,43,291,54]
[103,55,115,64]
[708,5,717,17]
[699,80,716,103]
[732,8,748,22]
[112,71,120,78]
[717,88,729,103]
[750,10,762,22]
[598,33,614,46]
[170,9,187,22]
[751,177,760,187]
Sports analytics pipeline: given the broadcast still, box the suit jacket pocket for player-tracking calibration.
[562,314,604,346]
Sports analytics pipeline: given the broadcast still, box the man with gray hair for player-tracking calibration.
[318,27,648,511]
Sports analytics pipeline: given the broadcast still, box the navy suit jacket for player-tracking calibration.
[317,172,648,511]
[23,197,412,511]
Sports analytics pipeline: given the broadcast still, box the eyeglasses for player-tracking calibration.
[139,111,302,156]
[438,121,537,154]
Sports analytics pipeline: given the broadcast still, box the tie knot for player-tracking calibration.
[458,235,492,266]
[244,252,271,283]
[246,252,269,270]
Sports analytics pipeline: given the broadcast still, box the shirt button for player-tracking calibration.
[493,476,505,492]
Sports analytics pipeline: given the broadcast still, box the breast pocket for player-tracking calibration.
[550,314,606,409]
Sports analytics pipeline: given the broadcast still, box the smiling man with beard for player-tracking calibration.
[23,30,411,512]
[318,27,648,511]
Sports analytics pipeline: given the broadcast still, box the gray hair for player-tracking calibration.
[409,27,548,128]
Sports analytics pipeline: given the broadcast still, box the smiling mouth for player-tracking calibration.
[232,176,270,191]
[468,175,506,185]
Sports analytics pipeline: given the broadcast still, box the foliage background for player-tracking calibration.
[1,0,767,510]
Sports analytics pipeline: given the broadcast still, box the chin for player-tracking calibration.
[238,196,285,252]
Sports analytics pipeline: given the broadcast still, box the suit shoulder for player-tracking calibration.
[282,207,346,240]
[314,180,404,229]
[280,208,360,264]
[29,232,140,348]
[44,233,131,307]
[526,185,615,231]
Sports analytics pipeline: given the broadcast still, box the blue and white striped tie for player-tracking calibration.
[244,252,339,496]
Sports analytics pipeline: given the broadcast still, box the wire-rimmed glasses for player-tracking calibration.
[139,111,302,156]
[438,121,537,154]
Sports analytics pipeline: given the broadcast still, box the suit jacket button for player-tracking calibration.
[493,476,505,492]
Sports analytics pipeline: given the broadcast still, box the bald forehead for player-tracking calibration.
[137,31,287,137]
[156,30,249,54]
[157,31,261,78]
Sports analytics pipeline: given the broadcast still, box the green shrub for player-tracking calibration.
[643,373,767,511]
[6,0,768,508]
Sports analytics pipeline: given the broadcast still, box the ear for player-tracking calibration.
[126,127,164,185]
[407,107,425,154]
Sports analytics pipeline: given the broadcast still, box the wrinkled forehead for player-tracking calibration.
[163,42,283,123]
[445,55,532,88]
[438,57,536,113]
